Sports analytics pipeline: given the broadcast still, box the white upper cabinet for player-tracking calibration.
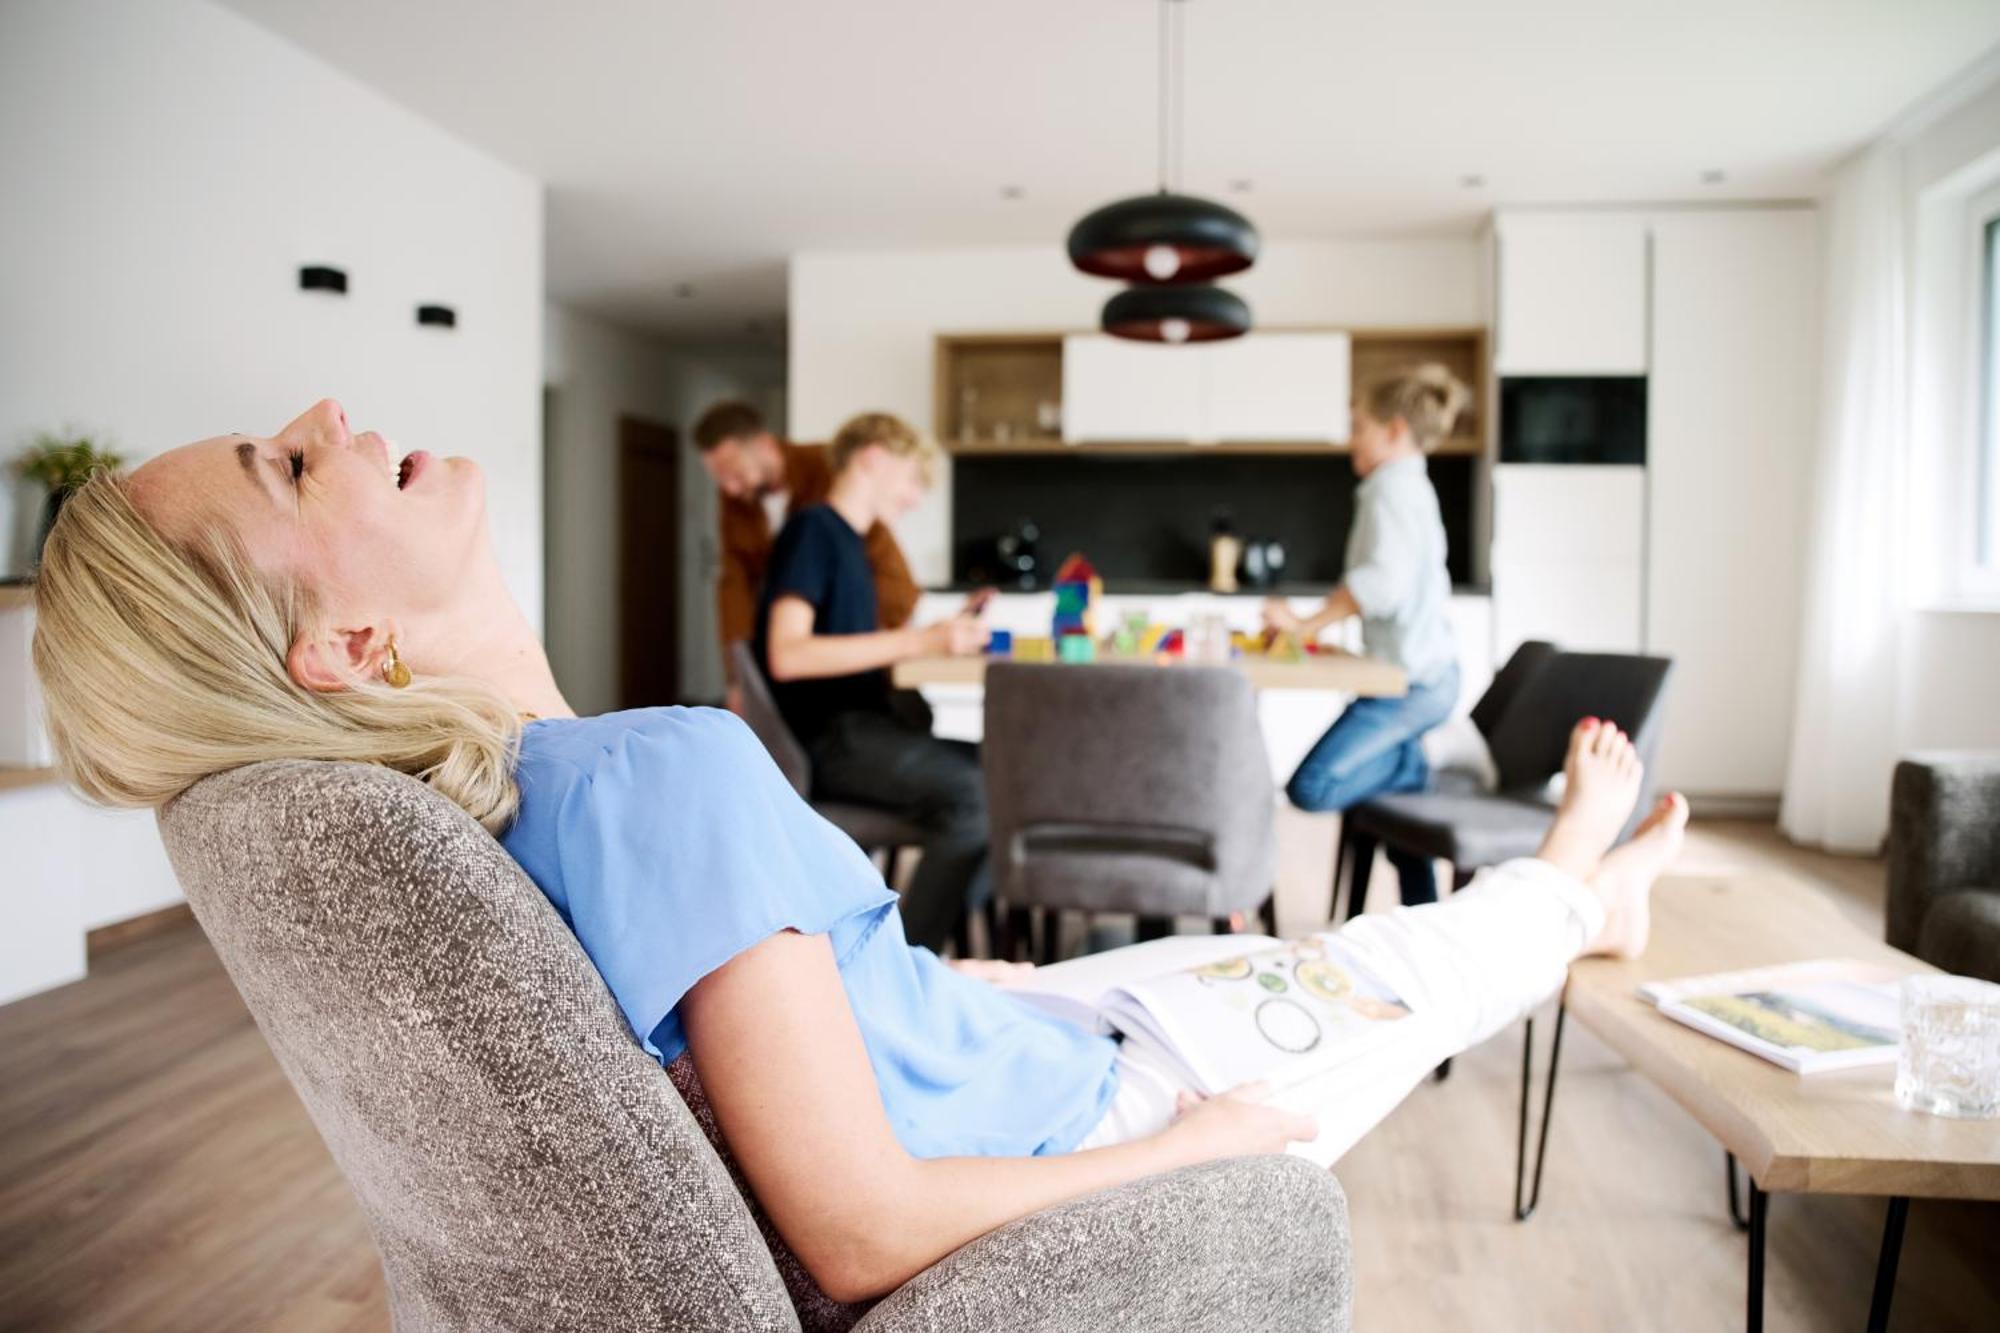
[1495,213,1649,375]
[1202,333,1351,442]
[1061,336,1208,442]
[1062,332,1351,444]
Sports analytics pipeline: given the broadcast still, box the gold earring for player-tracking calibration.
[381,638,412,689]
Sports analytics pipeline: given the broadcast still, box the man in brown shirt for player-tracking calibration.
[693,400,919,711]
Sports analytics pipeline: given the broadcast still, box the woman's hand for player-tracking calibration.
[947,957,1036,985]
[1163,1082,1318,1164]
[1260,598,1302,634]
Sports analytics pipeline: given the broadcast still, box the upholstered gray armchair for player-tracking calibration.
[157,759,1353,1333]
[1888,754,2000,984]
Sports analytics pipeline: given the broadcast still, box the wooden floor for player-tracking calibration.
[0,818,1994,1331]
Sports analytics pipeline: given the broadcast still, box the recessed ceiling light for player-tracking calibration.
[1459,174,1486,189]
[675,282,696,299]
[1229,178,1254,193]
[1701,169,1727,185]
[1000,185,1026,200]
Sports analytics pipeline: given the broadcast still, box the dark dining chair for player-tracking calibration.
[1335,646,1674,921]
[982,661,1278,962]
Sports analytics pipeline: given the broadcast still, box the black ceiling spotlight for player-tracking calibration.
[1067,0,1258,340]
[416,304,457,329]
[298,264,347,294]
[1101,284,1251,344]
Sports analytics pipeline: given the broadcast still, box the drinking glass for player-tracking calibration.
[1895,974,2000,1119]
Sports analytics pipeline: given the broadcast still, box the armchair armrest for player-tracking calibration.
[1888,754,2000,953]
[854,1155,1351,1333]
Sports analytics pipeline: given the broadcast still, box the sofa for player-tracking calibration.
[1887,754,2000,984]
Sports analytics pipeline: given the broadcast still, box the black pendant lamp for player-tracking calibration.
[1067,0,1257,341]
[1101,284,1250,343]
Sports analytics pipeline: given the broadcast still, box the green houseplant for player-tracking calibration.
[16,433,124,563]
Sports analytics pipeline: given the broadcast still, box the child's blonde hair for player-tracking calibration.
[1365,364,1472,454]
[829,411,938,486]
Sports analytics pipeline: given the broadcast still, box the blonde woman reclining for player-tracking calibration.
[32,399,1686,1304]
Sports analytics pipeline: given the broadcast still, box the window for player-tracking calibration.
[1981,205,2000,570]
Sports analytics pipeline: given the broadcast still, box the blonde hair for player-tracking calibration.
[829,411,937,486]
[1365,364,1472,454]
[31,472,525,833]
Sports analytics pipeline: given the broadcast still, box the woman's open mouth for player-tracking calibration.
[397,451,429,489]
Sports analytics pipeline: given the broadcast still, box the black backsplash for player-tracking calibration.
[952,453,1475,588]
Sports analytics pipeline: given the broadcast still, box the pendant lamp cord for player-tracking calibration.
[1157,0,1187,194]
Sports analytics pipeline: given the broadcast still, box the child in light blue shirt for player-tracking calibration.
[1264,364,1469,906]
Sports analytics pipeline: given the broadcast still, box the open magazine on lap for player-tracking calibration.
[1003,932,1417,1094]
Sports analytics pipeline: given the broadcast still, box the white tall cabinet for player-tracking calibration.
[1644,211,1818,797]
[1488,207,1818,798]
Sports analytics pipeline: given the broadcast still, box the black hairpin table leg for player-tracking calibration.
[1865,1196,1909,1333]
[1727,1151,1751,1231]
[1746,1181,1767,1333]
[1513,986,1568,1221]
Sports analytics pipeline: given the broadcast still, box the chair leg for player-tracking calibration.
[1136,915,1173,943]
[1036,909,1061,966]
[882,846,904,891]
[1259,893,1278,935]
[1344,829,1379,921]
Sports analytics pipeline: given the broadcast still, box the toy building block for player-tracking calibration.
[1049,552,1102,639]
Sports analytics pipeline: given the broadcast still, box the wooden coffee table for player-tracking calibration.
[1512,874,2000,1332]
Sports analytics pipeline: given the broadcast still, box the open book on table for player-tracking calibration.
[1637,958,1910,1075]
[1003,932,1416,1095]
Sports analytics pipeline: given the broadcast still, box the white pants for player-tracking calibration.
[1073,857,1605,1168]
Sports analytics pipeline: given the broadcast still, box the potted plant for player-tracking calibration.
[16,433,124,563]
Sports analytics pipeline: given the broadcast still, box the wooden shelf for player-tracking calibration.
[949,436,1484,458]
[935,325,1491,457]
[0,767,59,794]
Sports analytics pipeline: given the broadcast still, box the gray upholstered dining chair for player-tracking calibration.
[1335,647,1675,921]
[729,642,925,877]
[157,758,1353,1333]
[983,661,1278,961]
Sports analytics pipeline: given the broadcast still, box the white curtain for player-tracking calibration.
[1780,145,1910,853]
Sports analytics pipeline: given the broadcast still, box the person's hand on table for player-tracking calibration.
[961,587,996,617]
[1260,597,1302,635]
[925,614,987,657]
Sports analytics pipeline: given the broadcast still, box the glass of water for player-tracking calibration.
[1895,974,2000,1119]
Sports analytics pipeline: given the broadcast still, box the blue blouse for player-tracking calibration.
[501,706,1119,1158]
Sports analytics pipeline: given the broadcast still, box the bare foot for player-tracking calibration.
[1534,718,1644,881]
[1583,792,1688,958]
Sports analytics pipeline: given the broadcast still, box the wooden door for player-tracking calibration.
[618,415,681,707]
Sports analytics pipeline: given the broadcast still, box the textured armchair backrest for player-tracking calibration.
[982,662,1275,915]
[156,760,801,1333]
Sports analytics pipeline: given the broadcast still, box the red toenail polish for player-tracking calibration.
[1583,716,1599,727]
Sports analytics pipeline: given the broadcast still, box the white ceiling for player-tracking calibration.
[220,0,2000,344]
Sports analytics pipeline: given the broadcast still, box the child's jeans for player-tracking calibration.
[1285,662,1461,905]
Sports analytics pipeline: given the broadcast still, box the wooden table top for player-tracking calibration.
[892,651,1409,696]
[1565,873,2000,1200]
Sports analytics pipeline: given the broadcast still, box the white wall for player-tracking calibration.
[0,0,544,999]
[543,305,784,715]
[789,238,1484,584]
